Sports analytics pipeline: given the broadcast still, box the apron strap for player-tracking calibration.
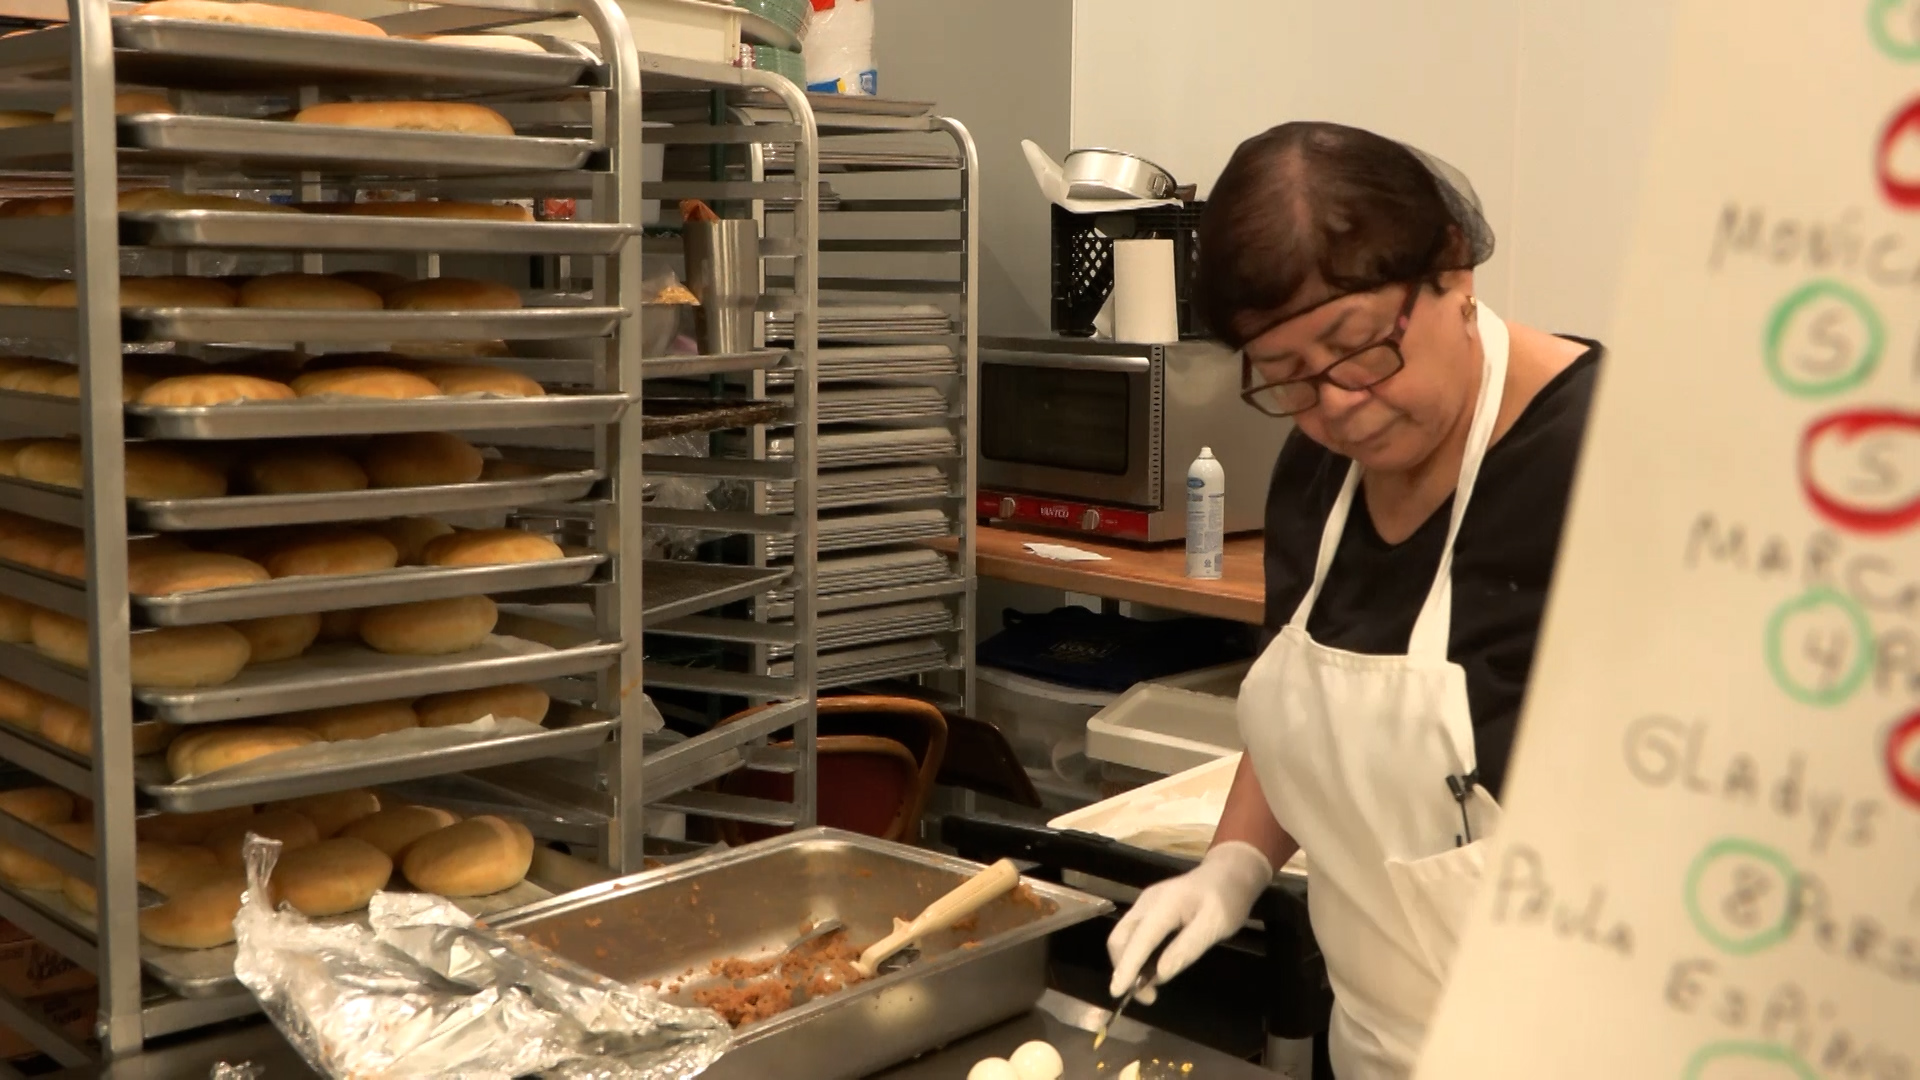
[1284,465,1362,631]
[1406,302,1512,662]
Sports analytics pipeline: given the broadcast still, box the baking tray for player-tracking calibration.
[0,116,600,178]
[640,398,788,440]
[124,307,624,346]
[126,392,630,439]
[135,706,618,813]
[106,210,633,256]
[642,561,789,625]
[5,876,553,1000]
[124,469,600,531]
[136,555,605,626]
[132,636,623,723]
[0,19,596,93]
[491,828,1110,1080]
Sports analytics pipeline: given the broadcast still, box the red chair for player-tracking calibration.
[710,695,950,846]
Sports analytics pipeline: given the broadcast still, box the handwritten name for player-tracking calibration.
[1665,958,1914,1079]
[1622,715,1881,855]
[1487,844,1634,957]
[1708,203,1920,292]
[1684,513,1920,621]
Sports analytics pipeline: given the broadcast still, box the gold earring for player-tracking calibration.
[1465,295,1478,319]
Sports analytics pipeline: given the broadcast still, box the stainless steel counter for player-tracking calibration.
[53,991,1271,1079]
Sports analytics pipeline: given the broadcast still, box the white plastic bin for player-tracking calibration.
[1087,682,1243,775]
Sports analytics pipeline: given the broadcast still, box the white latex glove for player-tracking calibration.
[1106,841,1273,1004]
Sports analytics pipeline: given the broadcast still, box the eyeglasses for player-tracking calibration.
[1239,284,1421,418]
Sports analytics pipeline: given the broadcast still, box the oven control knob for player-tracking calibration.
[1079,509,1101,531]
[998,497,1017,518]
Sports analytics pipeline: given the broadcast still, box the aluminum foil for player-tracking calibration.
[233,838,731,1079]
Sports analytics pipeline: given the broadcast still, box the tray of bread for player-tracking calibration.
[0,194,632,257]
[0,441,602,530]
[0,113,600,179]
[0,784,558,998]
[0,302,625,346]
[0,5,596,94]
[138,701,618,812]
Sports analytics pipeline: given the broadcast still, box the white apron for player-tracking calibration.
[1238,303,1510,1079]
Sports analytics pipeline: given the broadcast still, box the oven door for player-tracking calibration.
[978,349,1161,508]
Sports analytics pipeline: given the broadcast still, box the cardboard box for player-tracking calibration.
[0,934,95,1000]
[0,989,96,1061]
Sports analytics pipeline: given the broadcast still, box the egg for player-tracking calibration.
[967,1059,1021,1080]
[1117,1063,1142,1080]
[1009,1040,1064,1080]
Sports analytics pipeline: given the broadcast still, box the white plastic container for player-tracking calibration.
[521,0,742,65]
[974,665,1116,806]
[1185,446,1225,579]
[1086,682,1242,775]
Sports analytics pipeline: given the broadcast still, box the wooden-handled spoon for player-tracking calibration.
[853,858,1021,978]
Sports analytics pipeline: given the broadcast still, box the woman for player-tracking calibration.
[1106,122,1602,1078]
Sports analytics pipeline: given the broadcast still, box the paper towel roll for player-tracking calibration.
[1112,238,1179,344]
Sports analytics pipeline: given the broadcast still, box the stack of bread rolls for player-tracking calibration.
[0,271,526,317]
[0,782,537,949]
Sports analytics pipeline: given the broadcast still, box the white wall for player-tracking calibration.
[1069,0,1676,340]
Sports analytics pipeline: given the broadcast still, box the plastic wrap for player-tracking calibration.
[233,838,731,1080]
[642,432,715,561]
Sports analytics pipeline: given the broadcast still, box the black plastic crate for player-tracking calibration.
[1050,202,1207,340]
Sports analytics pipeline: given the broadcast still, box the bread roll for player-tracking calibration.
[198,807,319,868]
[19,440,227,499]
[294,101,512,137]
[33,276,237,309]
[290,365,440,400]
[416,364,544,398]
[400,815,532,897]
[365,517,453,565]
[382,277,521,312]
[361,432,484,488]
[391,338,511,359]
[0,821,90,890]
[32,612,252,688]
[139,868,248,949]
[136,806,252,845]
[315,608,361,643]
[45,368,158,402]
[414,683,549,729]
[260,529,398,578]
[238,273,383,312]
[127,551,272,595]
[0,526,76,571]
[0,274,52,304]
[242,447,369,495]
[0,595,38,644]
[136,373,295,407]
[168,726,320,781]
[0,111,50,129]
[338,805,460,859]
[421,33,546,52]
[0,678,45,731]
[64,840,218,915]
[271,837,391,916]
[118,189,299,214]
[276,699,417,741]
[421,529,563,568]
[0,365,70,394]
[0,436,39,476]
[330,270,409,296]
[271,789,379,839]
[44,541,87,580]
[134,0,384,35]
[358,595,496,656]
[232,613,320,664]
[333,200,531,223]
[31,701,175,757]
[0,787,75,826]
[50,92,174,122]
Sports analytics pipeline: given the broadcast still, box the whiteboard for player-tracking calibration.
[1417,2,1920,1077]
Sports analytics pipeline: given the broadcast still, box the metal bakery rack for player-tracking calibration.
[0,0,830,1064]
[648,87,979,718]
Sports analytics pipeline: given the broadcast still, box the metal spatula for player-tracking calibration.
[853,858,1022,978]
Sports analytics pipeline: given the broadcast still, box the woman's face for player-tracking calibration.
[1241,272,1480,472]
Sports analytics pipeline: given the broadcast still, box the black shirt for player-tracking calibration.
[1260,342,1602,800]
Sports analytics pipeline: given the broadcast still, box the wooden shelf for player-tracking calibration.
[934,525,1266,624]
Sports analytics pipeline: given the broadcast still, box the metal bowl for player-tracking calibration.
[1062,148,1176,201]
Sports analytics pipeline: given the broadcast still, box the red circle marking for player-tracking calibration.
[1880,99,1920,210]
[1888,712,1920,807]
[1798,409,1920,534]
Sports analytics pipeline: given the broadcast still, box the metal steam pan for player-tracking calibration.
[491,828,1111,1080]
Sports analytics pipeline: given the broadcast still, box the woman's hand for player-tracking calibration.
[1106,840,1275,1003]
